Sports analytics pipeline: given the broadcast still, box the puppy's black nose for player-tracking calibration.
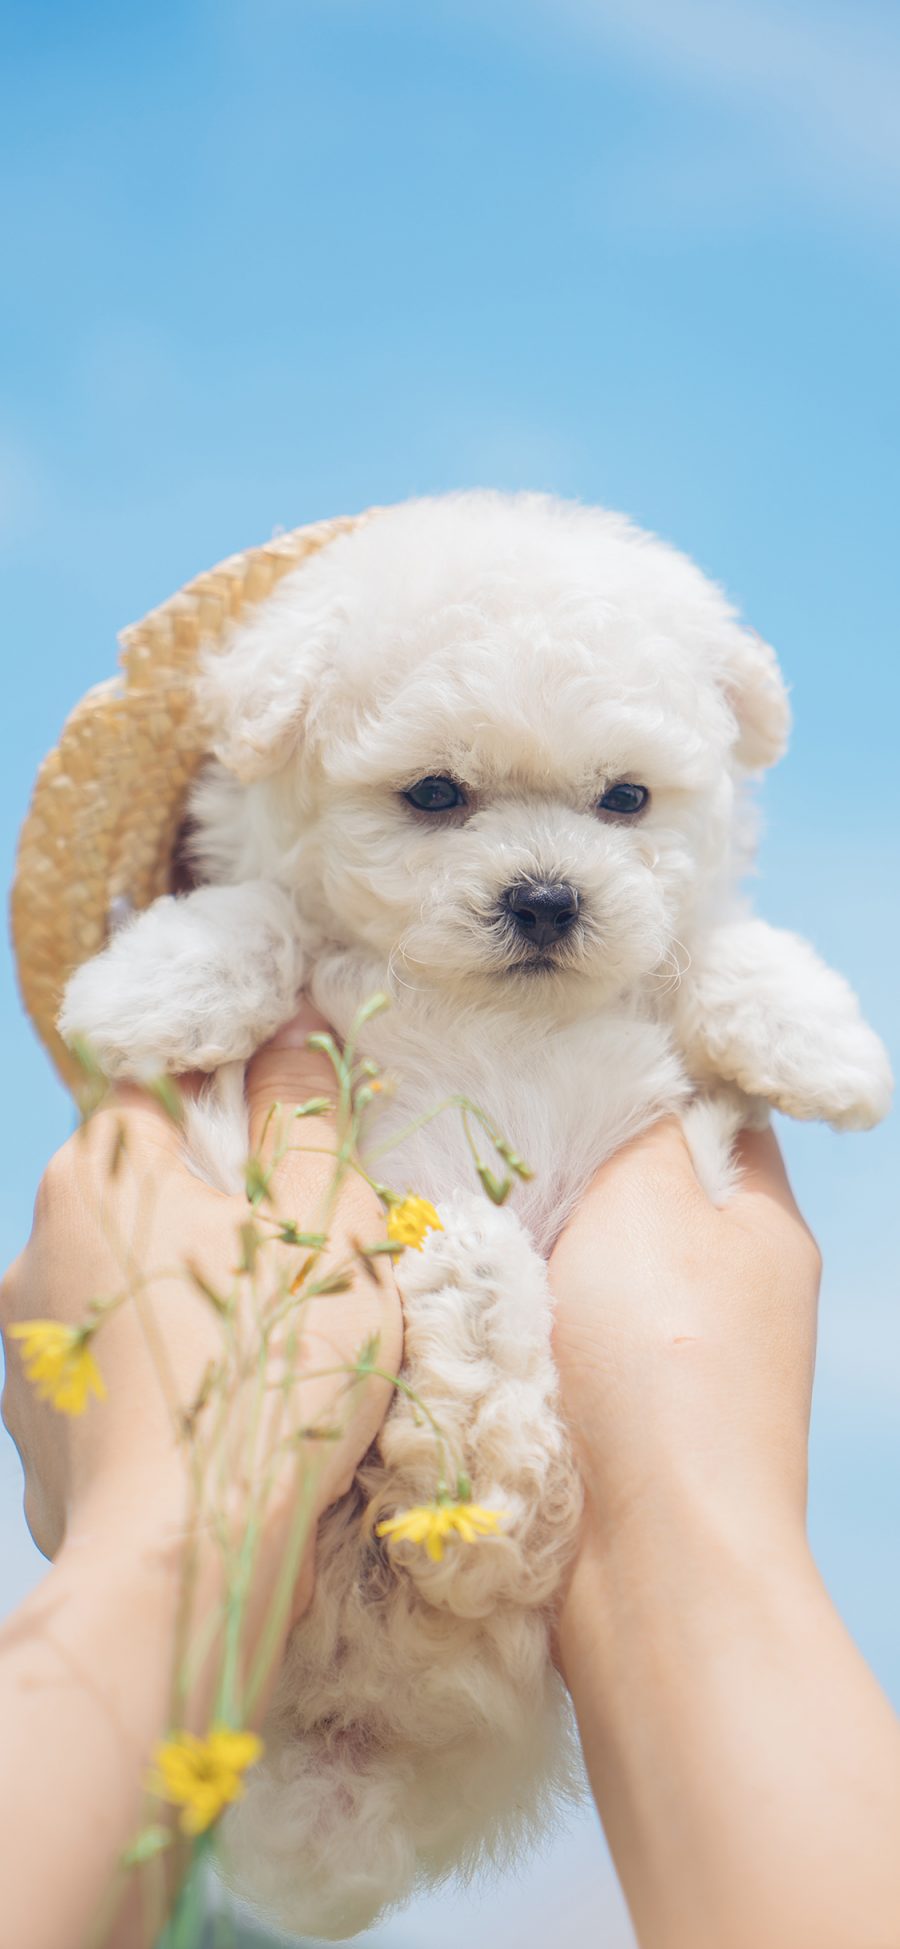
[503,881,580,950]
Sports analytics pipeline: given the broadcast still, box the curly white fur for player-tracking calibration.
[58,491,892,1938]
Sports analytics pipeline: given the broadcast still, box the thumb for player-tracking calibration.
[245,1003,342,1164]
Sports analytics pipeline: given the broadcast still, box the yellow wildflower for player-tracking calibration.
[149,1726,264,1836]
[376,1500,508,1563]
[385,1195,443,1251]
[10,1320,106,1417]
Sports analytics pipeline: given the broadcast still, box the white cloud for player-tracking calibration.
[532,0,900,221]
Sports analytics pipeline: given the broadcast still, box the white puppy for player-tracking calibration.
[61,492,891,1938]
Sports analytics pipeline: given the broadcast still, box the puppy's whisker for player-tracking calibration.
[658,936,692,997]
[671,935,692,980]
[646,940,684,998]
[387,941,426,997]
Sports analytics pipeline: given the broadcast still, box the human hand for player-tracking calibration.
[549,1117,821,1558]
[0,1005,402,1948]
[549,1129,900,1949]
[1,1003,401,1609]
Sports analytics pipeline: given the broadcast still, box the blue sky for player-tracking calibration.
[1,4,898,1943]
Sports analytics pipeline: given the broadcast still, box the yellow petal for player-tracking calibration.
[51,1350,106,1417]
[11,1320,73,1352]
[386,1196,443,1250]
[375,1499,508,1563]
[180,1791,225,1836]
[153,1752,200,1799]
[374,1514,406,1541]
[376,1508,433,1545]
[207,1728,264,1772]
[50,1378,88,1416]
[11,1323,106,1417]
[456,1505,506,1540]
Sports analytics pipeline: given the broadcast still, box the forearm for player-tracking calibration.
[0,1522,187,1949]
[559,1477,900,1949]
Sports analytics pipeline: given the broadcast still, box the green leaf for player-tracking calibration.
[244,1157,271,1208]
[476,1162,512,1205]
[496,1140,534,1181]
[178,1360,220,1436]
[307,1031,341,1062]
[355,1331,382,1374]
[122,1825,173,1867]
[352,1238,383,1285]
[352,992,391,1029]
[278,1224,328,1250]
[69,1033,106,1081]
[289,1252,318,1293]
[185,1260,229,1313]
[69,1035,109,1119]
[236,1221,263,1275]
[307,1267,353,1296]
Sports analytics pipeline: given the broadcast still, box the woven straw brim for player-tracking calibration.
[11,512,365,1094]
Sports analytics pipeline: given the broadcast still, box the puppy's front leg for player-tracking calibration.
[675,916,892,1131]
[372,1192,582,1615]
[59,880,307,1079]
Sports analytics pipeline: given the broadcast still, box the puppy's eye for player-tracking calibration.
[403,776,466,813]
[598,782,649,817]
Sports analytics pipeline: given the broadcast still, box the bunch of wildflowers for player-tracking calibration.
[12,996,532,1945]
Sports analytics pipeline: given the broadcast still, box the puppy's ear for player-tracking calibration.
[722,626,791,770]
[197,571,338,783]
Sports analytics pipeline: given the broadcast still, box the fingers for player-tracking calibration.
[245,1002,340,1165]
[61,1005,344,1214]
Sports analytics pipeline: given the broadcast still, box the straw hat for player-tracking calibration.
[11,512,366,1093]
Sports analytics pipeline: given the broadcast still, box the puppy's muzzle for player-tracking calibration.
[501,880,580,951]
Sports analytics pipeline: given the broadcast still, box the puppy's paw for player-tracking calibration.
[61,950,154,1080]
[59,880,306,1080]
[821,1023,893,1131]
[701,1010,892,1131]
[399,1192,554,1370]
[677,918,893,1133]
[375,1193,581,1616]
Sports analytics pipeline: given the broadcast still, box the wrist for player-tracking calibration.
[564,1389,809,1580]
[57,1491,202,1634]
[62,1460,320,1723]
[558,1462,813,1688]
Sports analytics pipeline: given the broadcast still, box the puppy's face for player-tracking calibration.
[203,495,788,1012]
[300,661,729,1009]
